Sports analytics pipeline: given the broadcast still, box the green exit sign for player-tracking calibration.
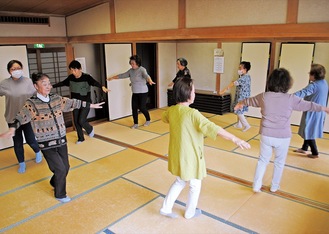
[34,44,45,48]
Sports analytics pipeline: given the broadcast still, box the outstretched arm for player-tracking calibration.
[219,81,235,95]
[107,75,119,81]
[147,77,156,85]
[0,127,16,138]
[90,102,105,109]
[217,128,251,150]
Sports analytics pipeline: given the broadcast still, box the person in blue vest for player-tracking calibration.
[294,64,329,159]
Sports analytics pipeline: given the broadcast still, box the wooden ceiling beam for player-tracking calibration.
[67,23,329,43]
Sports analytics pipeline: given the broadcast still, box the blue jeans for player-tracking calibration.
[11,122,40,163]
[253,135,291,190]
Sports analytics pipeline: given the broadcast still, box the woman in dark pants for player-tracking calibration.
[107,55,156,129]
[0,72,104,203]
[0,60,42,173]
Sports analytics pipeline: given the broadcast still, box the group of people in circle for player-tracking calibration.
[0,56,328,219]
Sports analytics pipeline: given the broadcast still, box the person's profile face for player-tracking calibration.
[177,61,185,71]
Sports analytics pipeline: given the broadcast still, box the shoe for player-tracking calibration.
[233,123,242,128]
[253,188,261,193]
[88,128,94,138]
[242,125,251,132]
[35,151,42,163]
[307,154,319,159]
[270,186,280,193]
[131,124,138,129]
[76,140,84,144]
[143,121,151,126]
[56,196,71,203]
[294,148,307,154]
[160,211,178,218]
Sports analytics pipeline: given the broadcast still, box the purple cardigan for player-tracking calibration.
[241,92,324,138]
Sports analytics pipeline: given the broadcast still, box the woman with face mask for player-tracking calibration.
[219,61,252,131]
[0,60,42,173]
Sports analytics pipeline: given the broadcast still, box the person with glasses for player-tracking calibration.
[0,72,104,203]
[0,60,42,173]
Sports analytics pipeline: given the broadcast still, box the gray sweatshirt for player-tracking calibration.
[118,66,150,93]
[0,77,36,123]
[242,92,324,138]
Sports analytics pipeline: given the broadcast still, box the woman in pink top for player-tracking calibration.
[235,68,329,193]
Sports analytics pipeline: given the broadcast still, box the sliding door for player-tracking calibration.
[104,44,132,120]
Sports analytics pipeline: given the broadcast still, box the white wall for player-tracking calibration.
[158,43,177,108]
[66,3,111,36]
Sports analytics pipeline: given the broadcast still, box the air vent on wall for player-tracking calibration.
[0,15,49,25]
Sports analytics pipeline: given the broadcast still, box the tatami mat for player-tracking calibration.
[94,122,160,145]
[66,148,157,197]
[107,197,247,234]
[1,109,328,233]
[66,132,125,162]
[230,191,329,233]
[4,179,158,233]
[112,109,165,127]
[0,145,38,169]
[0,150,83,194]
[135,134,169,156]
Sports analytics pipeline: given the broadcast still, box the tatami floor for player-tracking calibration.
[1,109,329,234]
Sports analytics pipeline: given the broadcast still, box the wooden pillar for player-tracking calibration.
[215,42,222,93]
[65,43,74,69]
[286,0,299,24]
[178,0,186,29]
[109,0,116,33]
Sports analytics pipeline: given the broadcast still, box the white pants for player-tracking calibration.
[161,176,201,219]
[253,135,291,190]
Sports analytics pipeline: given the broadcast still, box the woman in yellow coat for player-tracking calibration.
[160,76,250,219]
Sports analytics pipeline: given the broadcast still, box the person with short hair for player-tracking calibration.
[161,77,250,219]
[220,61,252,132]
[168,57,191,87]
[0,60,42,173]
[0,72,104,203]
[235,68,329,193]
[293,64,329,159]
[52,60,109,144]
[107,55,155,129]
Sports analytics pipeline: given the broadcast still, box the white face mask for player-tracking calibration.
[238,70,244,76]
[11,69,23,79]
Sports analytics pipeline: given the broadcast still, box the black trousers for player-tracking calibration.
[11,122,40,163]
[131,93,150,124]
[42,145,70,199]
[301,139,318,155]
[73,106,93,142]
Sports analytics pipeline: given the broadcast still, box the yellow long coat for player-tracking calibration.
[162,105,221,180]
